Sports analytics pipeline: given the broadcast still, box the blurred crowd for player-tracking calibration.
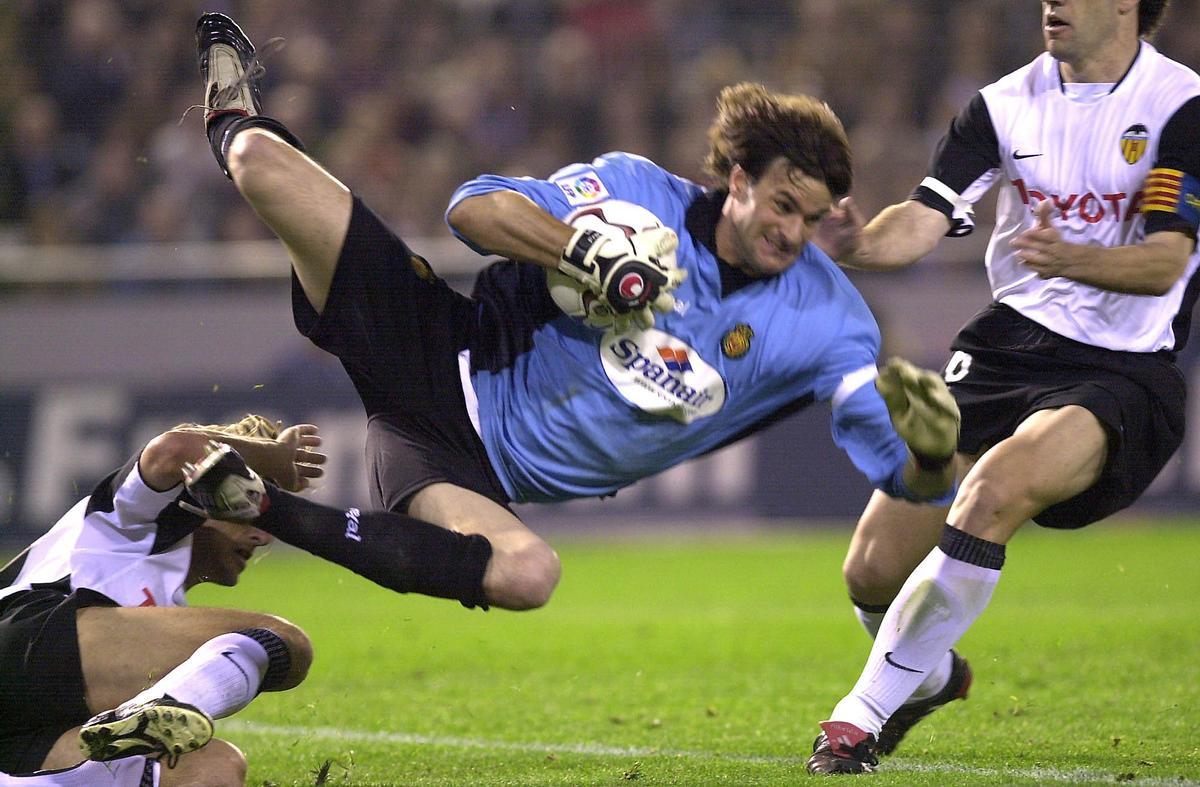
[1,0,1197,246]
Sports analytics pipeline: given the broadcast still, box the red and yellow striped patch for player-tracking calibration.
[1142,168,1184,213]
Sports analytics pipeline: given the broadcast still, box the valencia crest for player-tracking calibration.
[1120,124,1149,165]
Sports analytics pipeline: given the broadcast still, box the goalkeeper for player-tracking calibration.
[193,13,960,615]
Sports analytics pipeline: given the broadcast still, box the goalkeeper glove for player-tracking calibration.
[559,225,686,330]
[876,357,960,468]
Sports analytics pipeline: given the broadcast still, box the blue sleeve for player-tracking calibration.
[830,371,957,505]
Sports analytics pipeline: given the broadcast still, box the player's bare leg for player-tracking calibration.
[34,606,310,774]
[834,456,977,758]
[843,490,950,606]
[197,12,347,312]
[811,407,1109,772]
[180,442,556,611]
[408,483,561,610]
[226,130,350,313]
[74,606,311,714]
[949,406,1106,543]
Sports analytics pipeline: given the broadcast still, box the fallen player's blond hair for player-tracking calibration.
[172,413,281,440]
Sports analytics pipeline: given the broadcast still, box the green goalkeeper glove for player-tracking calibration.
[876,357,960,468]
[559,225,686,330]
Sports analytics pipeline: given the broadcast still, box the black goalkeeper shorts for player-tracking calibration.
[944,303,1185,529]
[292,196,510,512]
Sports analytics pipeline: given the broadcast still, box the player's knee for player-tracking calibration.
[496,541,561,610]
[950,473,1032,527]
[259,614,314,690]
[842,552,902,604]
[162,739,246,786]
[226,128,292,190]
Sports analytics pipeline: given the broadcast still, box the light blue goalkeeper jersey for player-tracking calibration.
[447,152,938,505]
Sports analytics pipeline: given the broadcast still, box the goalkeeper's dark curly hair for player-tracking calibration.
[171,413,281,440]
[1139,0,1169,37]
[704,83,852,198]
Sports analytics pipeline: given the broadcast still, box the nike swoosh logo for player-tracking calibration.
[1012,151,1043,160]
[884,651,924,673]
[221,650,252,685]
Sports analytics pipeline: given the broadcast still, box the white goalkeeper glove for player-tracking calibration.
[876,357,960,468]
[559,225,686,330]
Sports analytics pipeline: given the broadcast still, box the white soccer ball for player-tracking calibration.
[549,199,666,325]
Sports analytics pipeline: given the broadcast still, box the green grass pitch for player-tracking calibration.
[188,520,1200,786]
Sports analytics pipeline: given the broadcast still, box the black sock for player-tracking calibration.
[850,597,890,614]
[938,524,1006,569]
[206,113,305,178]
[236,627,292,692]
[255,487,492,608]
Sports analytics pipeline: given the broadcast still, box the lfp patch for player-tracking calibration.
[553,171,609,205]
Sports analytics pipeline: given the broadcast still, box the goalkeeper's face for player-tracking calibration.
[720,158,834,277]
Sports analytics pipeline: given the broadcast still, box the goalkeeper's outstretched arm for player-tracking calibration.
[448,190,576,270]
[448,190,684,328]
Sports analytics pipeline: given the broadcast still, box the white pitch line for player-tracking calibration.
[225,720,1199,786]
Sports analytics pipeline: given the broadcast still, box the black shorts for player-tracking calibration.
[944,303,1186,529]
[0,585,116,775]
[293,196,510,512]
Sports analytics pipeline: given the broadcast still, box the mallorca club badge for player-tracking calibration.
[721,323,754,359]
[409,254,436,283]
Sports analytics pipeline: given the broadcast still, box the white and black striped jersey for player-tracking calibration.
[913,42,1200,353]
[0,453,203,608]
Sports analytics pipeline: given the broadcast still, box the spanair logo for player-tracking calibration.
[601,328,725,423]
[657,346,693,373]
[554,170,609,205]
[1120,124,1149,165]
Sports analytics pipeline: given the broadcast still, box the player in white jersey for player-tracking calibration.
[0,416,322,785]
[806,0,1200,773]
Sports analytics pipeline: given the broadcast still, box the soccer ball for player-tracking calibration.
[549,199,666,325]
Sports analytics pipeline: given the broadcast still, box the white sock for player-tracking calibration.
[0,758,156,786]
[123,632,269,719]
[907,651,955,703]
[852,604,886,638]
[853,602,956,703]
[830,547,1001,734]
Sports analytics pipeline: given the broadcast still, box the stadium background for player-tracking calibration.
[3,0,1200,542]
